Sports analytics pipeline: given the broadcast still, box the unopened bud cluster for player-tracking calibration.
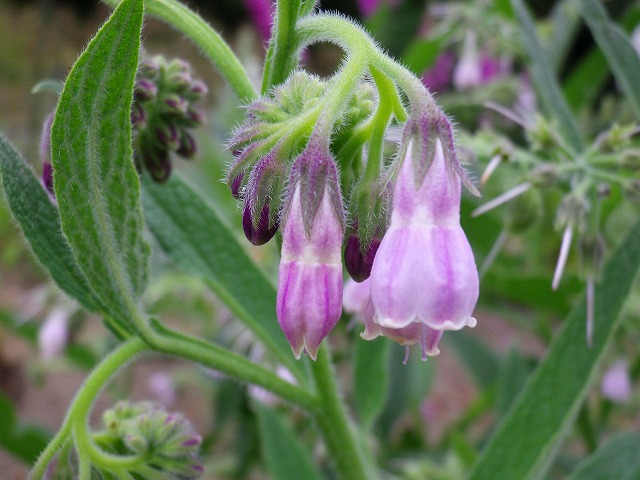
[132,56,207,182]
[228,65,479,360]
[99,401,204,479]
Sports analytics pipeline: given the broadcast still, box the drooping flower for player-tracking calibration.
[344,278,443,363]
[369,127,478,335]
[276,142,345,360]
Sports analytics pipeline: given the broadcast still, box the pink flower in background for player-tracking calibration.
[422,51,456,93]
[601,359,632,403]
[243,0,274,41]
[38,307,70,359]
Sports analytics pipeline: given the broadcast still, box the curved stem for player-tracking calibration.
[136,318,320,412]
[30,338,148,480]
[310,345,373,480]
[102,0,257,101]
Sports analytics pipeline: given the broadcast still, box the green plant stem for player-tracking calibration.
[296,14,434,111]
[261,0,302,93]
[310,345,372,480]
[30,338,149,480]
[102,0,257,101]
[137,318,319,411]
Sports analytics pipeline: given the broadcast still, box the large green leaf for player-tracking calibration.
[566,432,640,480]
[140,173,303,379]
[577,0,640,118]
[0,137,100,313]
[254,403,323,480]
[511,0,584,152]
[51,0,149,325]
[467,218,640,480]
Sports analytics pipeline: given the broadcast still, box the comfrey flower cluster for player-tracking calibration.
[228,23,479,361]
[131,55,207,182]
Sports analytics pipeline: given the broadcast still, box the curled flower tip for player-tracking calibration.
[345,233,381,283]
[277,146,344,359]
[230,172,244,199]
[243,202,278,246]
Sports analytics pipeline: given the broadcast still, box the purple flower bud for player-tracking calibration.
[163,94,189,114]
[276,144,345,360]
[344,232,380,283]
[189,79,209,98]
[170,71,192,91]
[182,435,202,447]
[135,77,158,100]
[230,171,244,199]
[177,131,197,158]
[156,124,181,151]
[370,138,478,332]
[184,107,206,127]
[143,148,172,183]
[243,201,278,245]
[131,103,146,128]
[139,59,159,78]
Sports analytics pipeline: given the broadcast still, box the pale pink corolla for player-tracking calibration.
[276,146,345,360]
[370,139,478,333]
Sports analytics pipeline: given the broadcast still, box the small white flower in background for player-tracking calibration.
[601,359,632,403]
[453,30,482,91]
[38,307,71,359]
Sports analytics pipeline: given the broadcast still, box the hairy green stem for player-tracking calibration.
[30,338,148,480]
[102,0,257,100]
[261,0,302,93]
[311,345,373,480]
[136,318,320,412]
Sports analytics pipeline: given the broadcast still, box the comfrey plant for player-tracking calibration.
[1,0,640,479]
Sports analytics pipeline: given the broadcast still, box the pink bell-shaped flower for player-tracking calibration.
[370,137,478,333]
[276,143,345,360]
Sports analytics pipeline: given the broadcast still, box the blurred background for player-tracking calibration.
[1,0,639,479]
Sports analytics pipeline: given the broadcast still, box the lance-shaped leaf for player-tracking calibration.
[467,218,640,480]
[511,0,584,152]
[0,136,100,313]
[51,0,149,325]
[577,0,640,118]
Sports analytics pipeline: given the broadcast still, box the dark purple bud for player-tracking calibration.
[230,172,244,199]
[42,162,55,196]
[143,148,172,183]
[345,233,381,282]
[131,103,146,128]
[184,107,206,127]
[163,94,188,114]
[182,435,202,447]
[156,124,181,151]
[189,79,208,98]
[135,78,158,100]
[177,131,197,158]
[243,202,278,245]
[170,72,192,91]
[139,59,159,78]
[191,463,205,474]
